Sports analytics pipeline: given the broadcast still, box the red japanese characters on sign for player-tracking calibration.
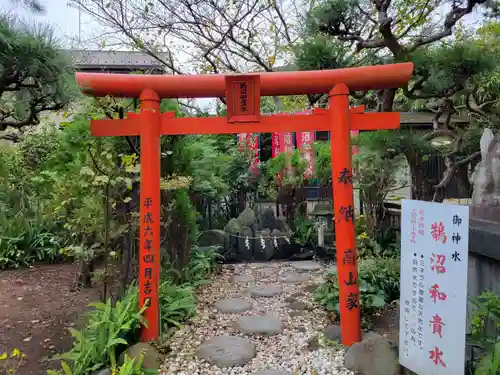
[225,75,260,123]
[429,346,447,367]
[429,314,445,338]
[429,284,447,304]
[419,209,425,235]
[410,208,417,244]
[431,221,448,244]
[430,253,446,274]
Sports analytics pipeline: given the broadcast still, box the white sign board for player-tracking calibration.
[399,199,469,375]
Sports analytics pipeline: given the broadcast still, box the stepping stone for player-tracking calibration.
[252,370,292,375]
[233,274,255,282]
[256,268,275,277]
[214,298,252,313]
[197,336,256,367]
[235,315,284,335]
[278,271,310,283]
[287,301,309,310]
[303,284,319,293]
[249,285,282,297]
[292,261,323,272]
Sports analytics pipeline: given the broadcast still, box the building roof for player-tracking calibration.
[399,112,469,125]
[64,49,168,72]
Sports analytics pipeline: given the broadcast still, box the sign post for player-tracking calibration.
[76,62,414,344]
[400,200,469,375]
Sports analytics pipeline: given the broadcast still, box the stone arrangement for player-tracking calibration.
[197,207,297,262]
[161,261,359,375]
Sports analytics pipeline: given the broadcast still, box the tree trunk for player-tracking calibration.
[456,163,472,198]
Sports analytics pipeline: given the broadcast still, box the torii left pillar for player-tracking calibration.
[137,89,161,342]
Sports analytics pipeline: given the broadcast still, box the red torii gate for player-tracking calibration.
[75,63,413,346]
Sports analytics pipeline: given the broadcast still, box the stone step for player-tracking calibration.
[249,285,282,297]
[214,297,252,314]
[292,261,323,272]
[197,336,256,368]
[234,315,284,335]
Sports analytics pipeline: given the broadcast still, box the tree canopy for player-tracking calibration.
[0,15,77,141]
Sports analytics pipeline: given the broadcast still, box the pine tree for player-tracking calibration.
[0,15,78,141]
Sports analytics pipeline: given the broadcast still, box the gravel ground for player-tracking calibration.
[160,261,354,375]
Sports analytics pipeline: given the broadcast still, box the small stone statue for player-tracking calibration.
[471,128,500,220]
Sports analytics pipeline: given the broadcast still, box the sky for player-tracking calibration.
[2,0,100,47]
[0,0,485,111]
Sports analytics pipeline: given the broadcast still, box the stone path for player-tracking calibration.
[162,261,352,375]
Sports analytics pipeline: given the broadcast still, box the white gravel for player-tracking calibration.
[160,261,353,375]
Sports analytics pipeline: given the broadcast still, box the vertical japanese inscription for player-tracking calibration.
[142,197,154,309]
[427,220,448,368]
[232,80,254,116]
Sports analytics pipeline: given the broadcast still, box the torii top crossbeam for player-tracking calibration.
[75,63,413,98]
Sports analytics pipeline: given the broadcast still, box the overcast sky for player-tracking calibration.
[1,0,484,112]
[2,0,99,47]
[3,0,485,47]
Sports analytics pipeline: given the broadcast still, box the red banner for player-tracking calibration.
[238,133,259,175]
[272,132,280,158]
[296,131,316,179]
[278,132,294,153]
[351,130,359,156]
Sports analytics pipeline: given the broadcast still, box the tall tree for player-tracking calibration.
[10,0,45,13]
[303,0,496,109]
[297,0,500,200]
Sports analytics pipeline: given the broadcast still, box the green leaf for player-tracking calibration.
[61,361,73,375]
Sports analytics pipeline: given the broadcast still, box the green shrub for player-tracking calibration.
[162,246,222,286]
[49,285,144,375]
[314,257,400,320]
[50,244,220,375]
[468,291,500,375]
[159,282,196,329]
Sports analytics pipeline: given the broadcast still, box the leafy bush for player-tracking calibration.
[49,285,145,375]
[159,282,196,329]
[51,245,221,374]
[468,291,500,375]
[314,257,400,320]
[162,246,222,287]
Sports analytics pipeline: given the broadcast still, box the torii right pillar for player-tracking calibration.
[330,83,361,346]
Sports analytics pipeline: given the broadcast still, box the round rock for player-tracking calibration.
[197,336,256,367]
[292,261,323,272]
[249,285,282,297]
[235,315,284,335]
[214,298,252,313]
[279,271,310,283]
[251,370,292,375]
[255,268,275,277]
[233,274,255,282]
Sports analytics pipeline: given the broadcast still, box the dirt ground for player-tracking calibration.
[372,302,400,344]
[0,263,110,375]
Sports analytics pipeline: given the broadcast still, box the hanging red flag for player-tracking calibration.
[272,132,280,158]
[296,130,316,179]
[247,133,259,175]
[238,133,259,175]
